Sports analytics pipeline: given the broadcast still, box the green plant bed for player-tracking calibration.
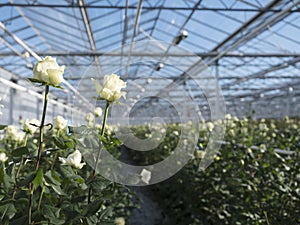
[125,117,300,225]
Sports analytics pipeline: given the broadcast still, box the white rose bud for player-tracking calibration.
[92,74,126,102]
[195,150,205,159]
[206,122,214,132]
[225,114,232,120]
[85,112,95,127]
[0,152,8,162]
[33,56,66,86]
[114,217,125,225]
[54,115,68,130]
[59,150,86,169]
[23,118,40,134]
[173,130,179,136]
[94,107,103,117]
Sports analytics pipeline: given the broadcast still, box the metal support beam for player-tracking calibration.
[223,57,300,89]
[78,0,102,77]
[133,0,300,113]
[1,51,300,58]
[9,87,14,124]
[0,36,32,68]
[0,22,41,60]
[125,0,143,78]
[1,3,300,12]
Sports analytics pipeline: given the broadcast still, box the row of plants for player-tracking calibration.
[124,116,300,224]
[1,55,300,225]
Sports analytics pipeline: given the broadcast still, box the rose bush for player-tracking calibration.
[125,116,300,225]
[0,58,136,225]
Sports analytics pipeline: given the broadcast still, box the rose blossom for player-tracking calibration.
[140,168,151,184]
[54,115,68,130]
[33,56,66,86]
[23,118,40,134]
[92,74,126,102]
[114,217,125,225]
[0,152,8,162]
[5,125,25,142]
[94,107,103,117]
[59,150,86,169]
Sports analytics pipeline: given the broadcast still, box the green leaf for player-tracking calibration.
[89,176,111,192]
[28,78,45,85]
[53,136,67,149]
[59,165,76,178]
[0,125,7,130]
[18,173,35,187]
[65,140,75,149]
[0,165,4,183]
[10,215,28,225]
[32,168,43,190]
[0,203,16,221]
[111,137,122,146]
[98,135,108,144]
[51,84,64,89]
[0,165,11,189]
[82,201,102,217]
[12,146,29,157]
[99,206,113,220]
[6,163,16,179]
[42,205,65,224]
[51,185,65,196]
[44,170,61,186]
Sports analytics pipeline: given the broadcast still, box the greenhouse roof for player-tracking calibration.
[0,0,300,120]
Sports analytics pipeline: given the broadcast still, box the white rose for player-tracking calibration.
[225,114,232,120]
[85,112,94,122]
[59,150,86,169]
[33,56,66,86]
[241,127,248,134]
[114,217,125,225]
[173,130,179,136]
[23,118,40,134]
[206,122,214,132]
[5,125,25,142]
[94,107,103,117]
[259,123,268,131]
[92,74,126,102]
[54,116,68,130]
[5,125,18,136]
[292,124,298,129]
[0,152,8,162]
[140,168,151,184]
[85,112,94,127]
[195,150,205,159]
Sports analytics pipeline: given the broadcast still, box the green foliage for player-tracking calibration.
[2,110,300,225]
[127,117,300,225]
[0,121,136,224]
